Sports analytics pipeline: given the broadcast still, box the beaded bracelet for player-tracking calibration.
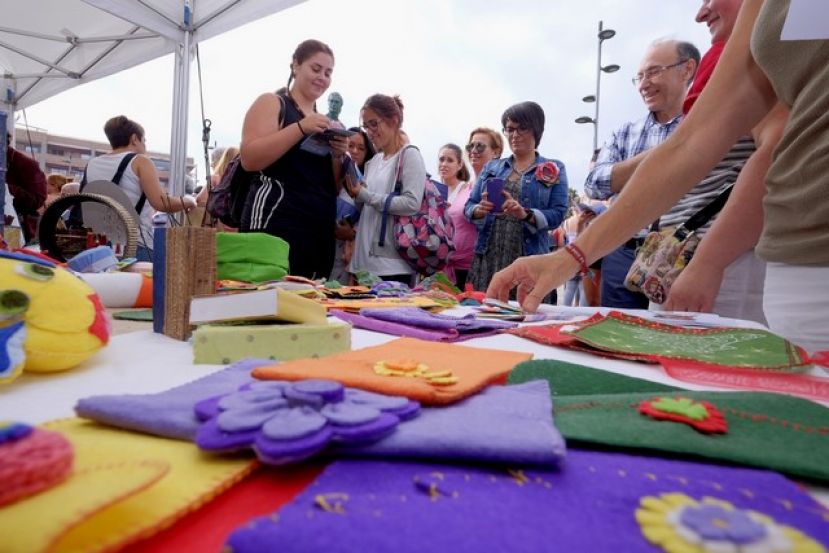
[564,243,589,275]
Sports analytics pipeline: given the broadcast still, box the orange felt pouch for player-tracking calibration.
[251,337,532,405]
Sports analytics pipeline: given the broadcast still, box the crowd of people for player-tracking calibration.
[2,0,825,353]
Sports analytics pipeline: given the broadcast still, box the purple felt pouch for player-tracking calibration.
[74,358,268,440]
[337,307,517,342]
[226,449,829,553]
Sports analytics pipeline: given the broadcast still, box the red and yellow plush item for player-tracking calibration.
[0,251,109,380]
[252,337,532,405]
[0,418,255,553]
[0,421,73,506]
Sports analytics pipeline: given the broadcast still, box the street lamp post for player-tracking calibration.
[576,20,620,153]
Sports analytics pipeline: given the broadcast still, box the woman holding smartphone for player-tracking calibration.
[239,39,346,279]
[464,101,568,300]
[344,94,426,285]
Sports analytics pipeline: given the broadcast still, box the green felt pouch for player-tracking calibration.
[509,360,829,483]
[216,232,290,283]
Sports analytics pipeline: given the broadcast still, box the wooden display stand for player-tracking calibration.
[152,226,216,340]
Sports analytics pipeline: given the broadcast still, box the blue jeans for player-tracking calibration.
[136,244,153,262]
[600,244,649,309]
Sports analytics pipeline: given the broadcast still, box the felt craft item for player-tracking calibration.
[331,307,517,342]
[67,245,118,273]
[216,231,290,283]
[191,321,351,365]
[509,360,829,483]
[224,449,829,553]
[79,271,154,308]
[507,311,829,401]
[252,337,532,405]
[341,380,566,467]
[0,320,27,383]
[318,294,442,311]
[75,358,267,440]
[77,363,564,467]
[121,463,324,553]
[194,379,420,465]
[0,250,109,377]
[0,418,256,553]
[0,422,74,506]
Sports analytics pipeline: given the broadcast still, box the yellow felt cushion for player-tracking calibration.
[0,419,255,553]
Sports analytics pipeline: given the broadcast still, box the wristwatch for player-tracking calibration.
[522,210,534,223]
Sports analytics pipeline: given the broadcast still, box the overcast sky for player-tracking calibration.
[20,0,712,193]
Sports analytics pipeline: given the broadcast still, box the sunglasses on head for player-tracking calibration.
[465,142,488,154]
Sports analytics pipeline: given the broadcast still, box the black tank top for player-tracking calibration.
[261,91,337,229]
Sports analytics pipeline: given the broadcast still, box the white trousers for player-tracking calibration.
[763,263,829,354]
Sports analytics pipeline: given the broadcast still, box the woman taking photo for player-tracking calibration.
[345,94,426,284]
[437,143,474,288]
[239,39,346,279]
[464,101,568,300]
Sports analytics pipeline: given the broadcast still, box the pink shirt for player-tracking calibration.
[446,182,476,272]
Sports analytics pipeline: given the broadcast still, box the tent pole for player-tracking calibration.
[169,0,193,200]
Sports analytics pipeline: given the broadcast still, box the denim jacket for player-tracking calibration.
[463,154,568,256]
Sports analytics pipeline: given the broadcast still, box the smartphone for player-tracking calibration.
[485,178,506,212]
[320,128,357,141]
[345,157,360,184]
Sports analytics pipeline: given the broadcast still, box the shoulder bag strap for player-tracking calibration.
[378,145,418,247]
[674,184,734,240]
[110,153,145,213]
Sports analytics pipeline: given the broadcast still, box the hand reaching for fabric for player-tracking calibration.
[487,250,580,313]
[663,262,724,313]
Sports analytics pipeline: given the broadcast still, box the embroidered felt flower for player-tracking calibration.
[636,493,825,553]
[639,396,728,434]
[534,161,560,187]
[194,379,420,465]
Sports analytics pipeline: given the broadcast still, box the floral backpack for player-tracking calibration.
[379,146,455,276]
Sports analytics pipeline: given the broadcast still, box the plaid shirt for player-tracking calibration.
[584,112,683,200]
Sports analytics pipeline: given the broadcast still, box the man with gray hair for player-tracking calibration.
[584,39,700,309]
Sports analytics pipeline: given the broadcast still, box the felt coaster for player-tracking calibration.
[225,450,829,552]
[331,307,516,343]
[75,358,267,440]
[0,418,256,553]
[509,360,829,483]
[194,380,420,465]
[112,309,154,321]
[252,337,532,405]
[0,423,74,506]
[122,464,324,553]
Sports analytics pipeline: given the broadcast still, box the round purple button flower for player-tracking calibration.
[194,379,420,465]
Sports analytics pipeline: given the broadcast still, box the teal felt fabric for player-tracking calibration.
[509,360,829,483]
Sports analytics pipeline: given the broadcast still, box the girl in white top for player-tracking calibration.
[85,116,195,260]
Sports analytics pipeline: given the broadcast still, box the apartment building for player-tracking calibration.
[11,126,194,187]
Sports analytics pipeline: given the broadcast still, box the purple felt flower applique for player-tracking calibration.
[194,379,420,465]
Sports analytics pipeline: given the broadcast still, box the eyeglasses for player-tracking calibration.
[632,59,688,85]
[502,125,529,136]
[465,142,488,154]
[361,119,381,131]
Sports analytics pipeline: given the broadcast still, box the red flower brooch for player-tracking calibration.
[535,161,560,187]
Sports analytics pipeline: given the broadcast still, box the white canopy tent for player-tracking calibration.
[0,0,305,197]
